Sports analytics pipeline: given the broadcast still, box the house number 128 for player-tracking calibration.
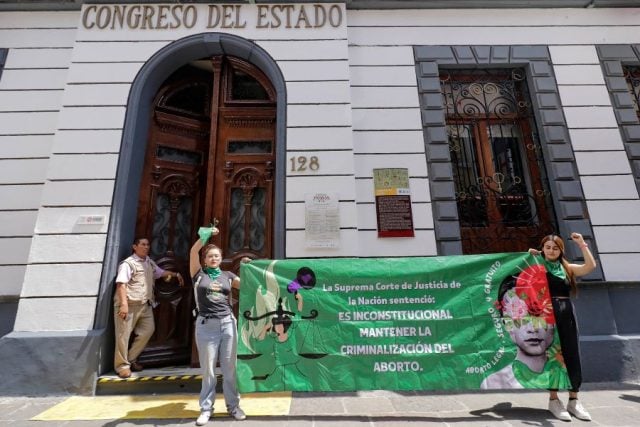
[290,155,320,172]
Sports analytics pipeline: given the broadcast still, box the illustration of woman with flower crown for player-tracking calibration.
[481,264,570,390]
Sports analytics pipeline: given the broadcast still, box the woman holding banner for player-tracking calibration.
[190,226,246,425]
[529,232,596,422]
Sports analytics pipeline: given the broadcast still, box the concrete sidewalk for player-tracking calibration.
[1,382,639,426]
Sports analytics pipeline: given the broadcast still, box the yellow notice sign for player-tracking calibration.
[33,392,292,421]
[373,168,410,196]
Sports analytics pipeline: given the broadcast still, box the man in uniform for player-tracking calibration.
[114,237,184,378]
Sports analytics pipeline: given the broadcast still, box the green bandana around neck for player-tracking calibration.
[203,266,221,281]
[542,258,566,280]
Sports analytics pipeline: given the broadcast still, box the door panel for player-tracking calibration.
[214,107,275,271]
[135,122,205,367]
[133,57,276,368]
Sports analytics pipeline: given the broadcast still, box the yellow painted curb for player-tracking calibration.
[32,392,292,421]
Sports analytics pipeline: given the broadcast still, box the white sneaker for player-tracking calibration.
[548,399,572,422]
[567,399,592,421]
[229,406,246,421]
[196,410,211,426]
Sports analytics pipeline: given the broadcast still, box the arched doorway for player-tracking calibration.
[93,34,287,374]
[135,56,277,367]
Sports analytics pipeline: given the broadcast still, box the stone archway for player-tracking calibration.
[94,33,286,371]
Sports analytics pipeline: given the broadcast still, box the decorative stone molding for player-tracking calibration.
[414,45,602,280]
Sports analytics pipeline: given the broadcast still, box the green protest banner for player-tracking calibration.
[237,253,571,392]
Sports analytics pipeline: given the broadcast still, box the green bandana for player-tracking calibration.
[543,258,566,280]
[198,227,214,245]
[203,267,221,281]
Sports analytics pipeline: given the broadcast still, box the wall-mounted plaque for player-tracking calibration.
[305,192,340,248]
[373,168,414,238]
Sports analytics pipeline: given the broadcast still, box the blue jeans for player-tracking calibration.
[195,314,240,412]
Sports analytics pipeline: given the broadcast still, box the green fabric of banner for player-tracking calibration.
[237,253,571,392]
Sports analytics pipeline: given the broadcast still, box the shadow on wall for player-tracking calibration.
[0,298,18,337]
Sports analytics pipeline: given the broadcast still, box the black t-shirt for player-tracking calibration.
[193,269,237,318]
[547,272,571,298]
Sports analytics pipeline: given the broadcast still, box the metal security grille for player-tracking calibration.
[624,65,640,120]
[440,68,557,254]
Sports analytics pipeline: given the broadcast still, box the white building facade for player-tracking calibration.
[1,0,639,394]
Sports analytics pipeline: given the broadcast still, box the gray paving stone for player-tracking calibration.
[7,422,65,427]
[341,396,396,415]
[508,418,579,426]
[468,402,557,425]
[586,404,640,426]
[311,416,372,426]
[225,418,313,426]
[277,418,314,427]
[447,390,545,411]
[1,382,640,426]
[388,394,467,413]
[0,400,35,420]
[63,421,193,427]
[289,395,346,416]
[3,398,67,421]
[353,390,409,398]
[374,417,447,426]
[442,412,515,425]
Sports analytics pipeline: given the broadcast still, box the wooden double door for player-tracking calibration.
[135,56,276,367]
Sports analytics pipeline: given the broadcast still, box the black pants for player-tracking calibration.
[552,298,582,393]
